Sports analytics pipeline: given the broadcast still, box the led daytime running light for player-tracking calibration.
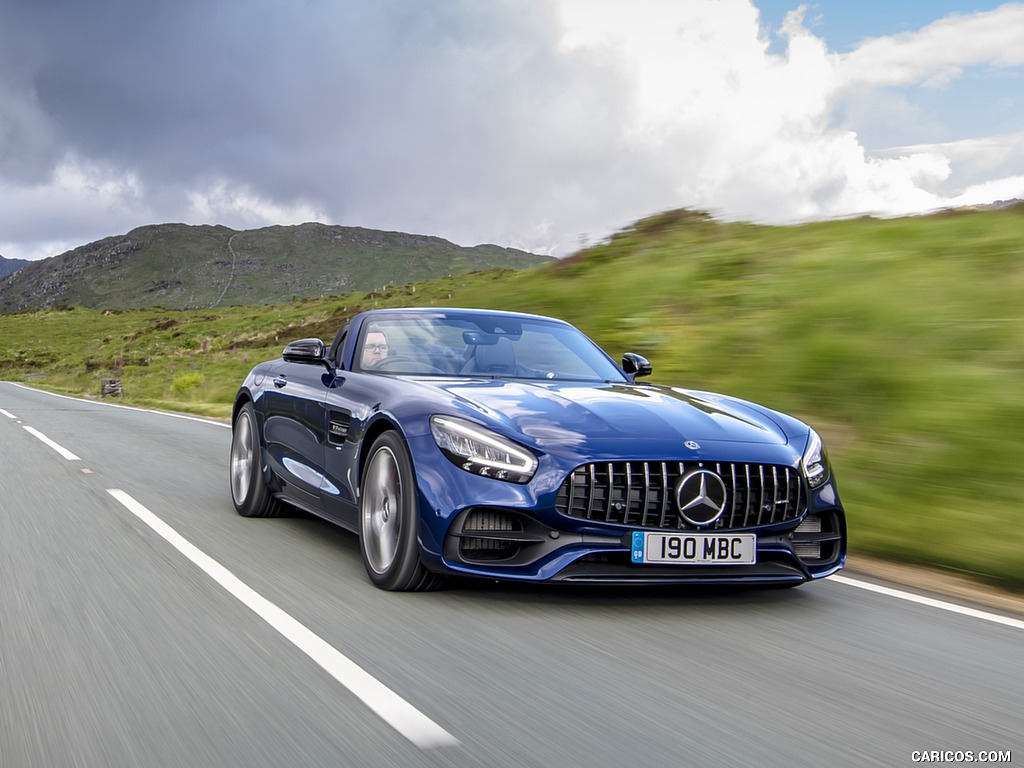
[801,429,829,489]
[431,416,538,483]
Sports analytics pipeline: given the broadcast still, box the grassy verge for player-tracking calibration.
[3,207,1022,589]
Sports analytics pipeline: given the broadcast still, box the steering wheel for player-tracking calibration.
[370,356,444,374]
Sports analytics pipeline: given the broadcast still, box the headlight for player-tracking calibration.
[430,415,538,483]
[801,429,830,489]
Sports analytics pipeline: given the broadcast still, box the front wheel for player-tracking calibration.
[360,432,444,591]
[229,402,283,518]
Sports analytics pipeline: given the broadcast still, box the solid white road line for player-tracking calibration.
[832,575,1024,631]
[23,426,81,461]
[0,408,17,419]
[106,489,459,751]
[5,382,230,428]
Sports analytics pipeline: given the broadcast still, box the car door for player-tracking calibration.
[318,378,367,530]
[260,360,330,514]
[318,324,386,531]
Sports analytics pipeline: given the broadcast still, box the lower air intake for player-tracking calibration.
[458,510,522,562]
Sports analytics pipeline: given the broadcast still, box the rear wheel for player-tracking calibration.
[360,432,444,591]
[230,402,283,518]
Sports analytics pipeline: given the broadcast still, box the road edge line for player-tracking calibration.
[831,575,1024,631]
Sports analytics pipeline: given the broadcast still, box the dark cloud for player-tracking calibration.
[2,1,1022,261]
[1,0,667,257]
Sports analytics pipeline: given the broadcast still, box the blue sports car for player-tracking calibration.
[230,307,846,590]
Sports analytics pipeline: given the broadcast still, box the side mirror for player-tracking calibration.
[622,352,652,378]
[283,338,326,363]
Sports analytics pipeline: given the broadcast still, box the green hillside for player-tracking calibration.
[2,206,1022,589]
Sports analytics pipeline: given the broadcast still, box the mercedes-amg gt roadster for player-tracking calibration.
[230,307,846,590]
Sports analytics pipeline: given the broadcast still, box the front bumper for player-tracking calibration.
[409,433,847,586]
[433,505,846,585]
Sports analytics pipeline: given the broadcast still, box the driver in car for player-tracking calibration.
[361,329,390,368]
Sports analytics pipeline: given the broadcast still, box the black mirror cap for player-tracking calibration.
[622,352,652,378]
[283,338,326,363]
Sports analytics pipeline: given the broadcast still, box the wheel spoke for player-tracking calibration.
[362,446,403,574]
[378,516,399,564]
[230,416,253,502]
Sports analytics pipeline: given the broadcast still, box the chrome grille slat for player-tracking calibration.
[714,463,724,530]
[729,464,739,528]
[605,463,614,522]
[771,466,780,524]
[638,462,647,528]
[556,461,806,531]
[796,475,803,524]
[588,464,597,520]
[756,465,765,526]
[744,464,752,524]
[659,462,669,529]
[623,463,632,525]
[567,467,577,515]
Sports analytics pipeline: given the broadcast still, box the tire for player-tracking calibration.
[360,431,444,591]
[230,402,283,518]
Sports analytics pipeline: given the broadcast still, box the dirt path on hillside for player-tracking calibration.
[210,232,238,308]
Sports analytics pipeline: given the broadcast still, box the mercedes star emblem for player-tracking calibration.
[675,469,728,526]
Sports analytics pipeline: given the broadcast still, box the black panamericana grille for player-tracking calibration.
[555,461,806,531]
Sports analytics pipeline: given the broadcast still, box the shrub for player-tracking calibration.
[170,372,203,393]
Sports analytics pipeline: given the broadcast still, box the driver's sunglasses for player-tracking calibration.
[364,343,389,352]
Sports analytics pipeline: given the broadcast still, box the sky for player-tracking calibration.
[1,1,1022,262]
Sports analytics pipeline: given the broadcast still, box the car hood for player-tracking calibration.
[427,379,797,458]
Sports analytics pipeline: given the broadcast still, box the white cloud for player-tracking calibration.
[0,154,152,260]
[185,182,328,229]
[951,174,1024,205]
[873,130,1024,206]
[877,130,1024,176]
[839,4,1024,88]
[550,0,1024,230]
[0,239,71,263]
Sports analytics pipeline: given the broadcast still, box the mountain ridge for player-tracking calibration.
[0,222,551,312]
[0,255,31,278]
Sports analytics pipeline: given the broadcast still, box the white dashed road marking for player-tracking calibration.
[22,425,81,460]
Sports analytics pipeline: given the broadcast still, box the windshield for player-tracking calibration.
[354,313,627,382]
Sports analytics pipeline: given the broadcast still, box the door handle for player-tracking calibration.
[273,376,287,388]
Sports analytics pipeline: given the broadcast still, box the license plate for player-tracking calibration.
[631,532,756,565]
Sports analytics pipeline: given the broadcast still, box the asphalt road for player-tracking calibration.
[1,381,1020,768]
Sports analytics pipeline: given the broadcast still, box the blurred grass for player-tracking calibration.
[2,206,1023,589]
